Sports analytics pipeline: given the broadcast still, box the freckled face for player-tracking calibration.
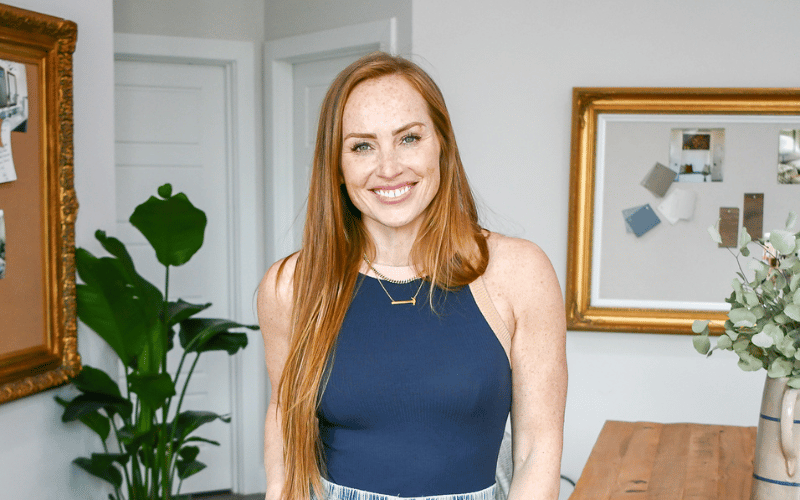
[341,74,441,236]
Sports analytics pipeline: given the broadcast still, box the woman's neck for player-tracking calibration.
[363,220,419,267]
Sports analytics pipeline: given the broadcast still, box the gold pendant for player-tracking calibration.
[391,298,416,305]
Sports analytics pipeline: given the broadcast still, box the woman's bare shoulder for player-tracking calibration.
[482,232,562,326]
[484,232,553,279]
[257,253,298,341]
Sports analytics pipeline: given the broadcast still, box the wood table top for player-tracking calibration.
[569,420,757,500]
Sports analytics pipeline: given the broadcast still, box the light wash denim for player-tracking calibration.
[315,478,497,500]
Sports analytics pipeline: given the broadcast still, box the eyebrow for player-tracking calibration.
[343,121,425,141]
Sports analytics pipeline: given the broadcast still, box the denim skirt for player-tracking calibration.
[314,478,498,500]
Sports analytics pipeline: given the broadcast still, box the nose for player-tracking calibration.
[376,148,402,179]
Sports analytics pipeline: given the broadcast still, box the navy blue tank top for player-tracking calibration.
[318,275,512,496]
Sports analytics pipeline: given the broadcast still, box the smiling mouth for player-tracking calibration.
[373,184,412,198]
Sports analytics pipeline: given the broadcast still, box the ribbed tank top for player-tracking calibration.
[318,275,512,497]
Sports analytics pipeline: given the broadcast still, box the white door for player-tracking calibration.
[115,59,234,494]
[290,52,371,247]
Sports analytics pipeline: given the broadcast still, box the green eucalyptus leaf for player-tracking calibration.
[791,274,800,293]
[725,329,740,341]
[733,337,750,353]
[785,304,800,322]
[708,223,723,244]
[692,320,711,334]
[773,270,788,291]
[716,335,733,350]
[764,322,785,343]
[771,230,798,255]
[729,308,757,326]
[752,330,775,348]
[129,189,207,267]
[732,279,744,304]
[793,288,800,305]
[739,227,752,251]
[693,335,711,355]
[744,291,760,308]
[778,336,797,358]
[737,351,764,371]
[787,211,798,230]
[769,357,794,378]
[742,246,751,257]
[775,313,792,325]
[789,378,800,389]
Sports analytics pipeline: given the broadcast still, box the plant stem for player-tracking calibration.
[168,352,202,480]
[162,266,171,500]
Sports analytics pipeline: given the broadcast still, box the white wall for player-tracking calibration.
[412,0,800,487]
[0,1,115,499]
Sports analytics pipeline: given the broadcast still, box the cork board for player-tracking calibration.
[0,4,79,404]
[0,62,45,356]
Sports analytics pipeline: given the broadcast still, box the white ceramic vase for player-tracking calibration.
[752,376,800,499]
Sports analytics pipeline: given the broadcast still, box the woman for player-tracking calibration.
[258,52,567,500]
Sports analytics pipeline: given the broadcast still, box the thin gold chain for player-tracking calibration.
[363,254,419,284]
[373,274,426,306]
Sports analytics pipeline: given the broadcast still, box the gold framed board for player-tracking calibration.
[0,4,78,403]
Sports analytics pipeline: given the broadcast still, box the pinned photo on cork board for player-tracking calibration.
[566,87,800,334]
[0,5,78,404]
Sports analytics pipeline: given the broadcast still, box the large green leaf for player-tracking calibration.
[179,318,256,354]
[166,299,212,328]
[75,249,149,366]
[71,365,121,398]
[55,396,111,441]
[129,373,176,409]
[95,230,163,317]
[176,457,206,480]
[129,184,207,267]
[171,411,231,443]
[73,453,128,489]
[60,393,133,422]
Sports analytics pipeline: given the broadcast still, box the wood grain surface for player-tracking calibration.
[569,421,756,500]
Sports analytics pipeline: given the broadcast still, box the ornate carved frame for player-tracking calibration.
[0,5,78,403]
[566,87,800,335]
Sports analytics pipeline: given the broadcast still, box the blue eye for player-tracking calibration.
[351,142,371,152]
[401,134,420,144]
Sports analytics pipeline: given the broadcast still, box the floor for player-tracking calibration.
[184,492,264,500]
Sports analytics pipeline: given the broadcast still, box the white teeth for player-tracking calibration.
[375,185,411,198]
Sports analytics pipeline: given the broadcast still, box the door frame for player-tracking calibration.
[114,34,261,494]
[265,18,397,259]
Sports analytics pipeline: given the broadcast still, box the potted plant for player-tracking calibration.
[692,212,800,499]
[55,184,257,500]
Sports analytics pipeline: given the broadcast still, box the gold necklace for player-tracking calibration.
[363,254,418,284]
[363,254,425,305]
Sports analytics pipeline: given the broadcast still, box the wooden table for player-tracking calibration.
[569,421,757,500]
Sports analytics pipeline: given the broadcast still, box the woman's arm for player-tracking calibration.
[484,235,567,500]
[257,255,297,500]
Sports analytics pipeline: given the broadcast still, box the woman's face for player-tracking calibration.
[340,74,441,237]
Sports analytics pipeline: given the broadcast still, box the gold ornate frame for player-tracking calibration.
[0,5,78,403]
[566,87,800,335]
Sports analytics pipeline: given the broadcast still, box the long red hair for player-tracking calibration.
[277,52,488,500]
